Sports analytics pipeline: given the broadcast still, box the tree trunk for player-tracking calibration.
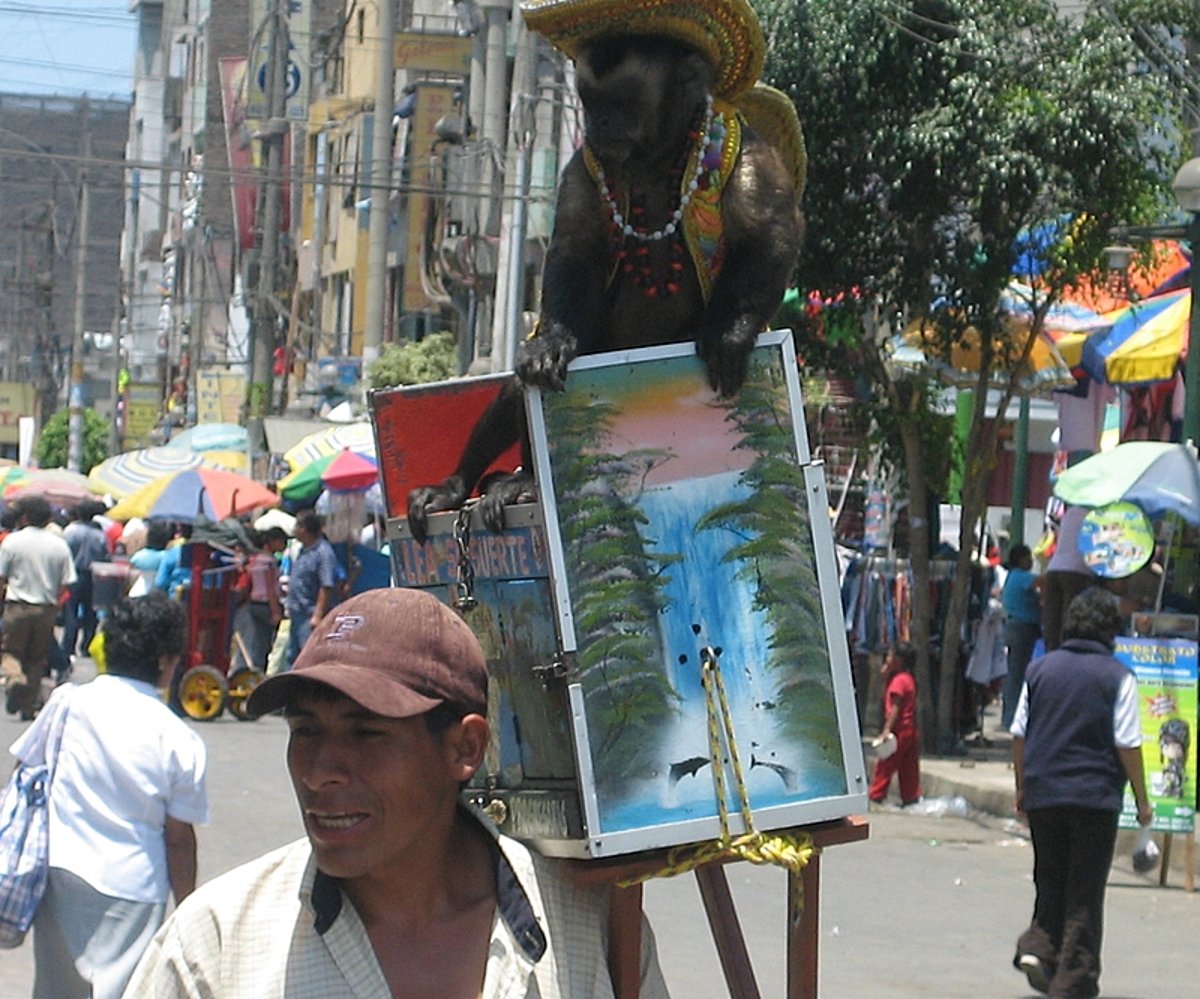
[898,411,938,751]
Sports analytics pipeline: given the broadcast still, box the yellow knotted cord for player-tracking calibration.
[616,647,816,914]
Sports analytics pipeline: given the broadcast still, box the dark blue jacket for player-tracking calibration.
[1022,638,1131,812]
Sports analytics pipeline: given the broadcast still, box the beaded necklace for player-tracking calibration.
[590,95,714,298]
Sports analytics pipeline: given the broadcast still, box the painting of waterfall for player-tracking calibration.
[535,334,866,851]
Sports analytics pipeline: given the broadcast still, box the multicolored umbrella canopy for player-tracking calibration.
[890,317,1077,394]
[4,469,104,509]
[107,467,279,523]
[88,447,245,499]
[168,423,248,453]
[1081,288,1190,386]
[1052,441,1200,525]
[276,449,379,502]
[283,422,375,471]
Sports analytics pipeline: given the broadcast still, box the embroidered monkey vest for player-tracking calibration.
[584,101,742,303]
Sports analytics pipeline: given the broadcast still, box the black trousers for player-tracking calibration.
[1015,806,1118,998]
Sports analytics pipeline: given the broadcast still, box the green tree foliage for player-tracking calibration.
[36,409,110,473]
[696,353,844,761]
[541,388,680,791]
[756,0,1187,747]
[367,331,458,389]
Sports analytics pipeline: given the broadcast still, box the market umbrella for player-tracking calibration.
[277,449,379,501]
[282,422,375,471]
[4,469,103,509]
[88,447,245,499]
[107,467,279,523]
[1052,442,1200,525]
[890,317,1077,393]
[168,423,248,453]
[0,466,32,491]
[1080,288,1190,386]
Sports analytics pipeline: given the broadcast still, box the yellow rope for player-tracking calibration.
[617,647,817,913]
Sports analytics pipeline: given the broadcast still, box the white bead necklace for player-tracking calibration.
[592,94,714,244]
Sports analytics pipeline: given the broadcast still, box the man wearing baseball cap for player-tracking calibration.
[124,587,669,998]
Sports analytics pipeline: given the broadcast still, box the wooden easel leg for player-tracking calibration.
[786,853,821,999]
[609,884,644,999]
[695,866,762,999]
[1160,833,1173,888]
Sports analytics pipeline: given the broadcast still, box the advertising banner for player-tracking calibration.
[1114,636,1197,833]
[123,382,162,448]
[195,370,246,425]
[0,382,34,445]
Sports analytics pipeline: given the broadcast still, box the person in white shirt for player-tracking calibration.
[125,587,668,999]
[0,496,77,719]
[10,590,209,999]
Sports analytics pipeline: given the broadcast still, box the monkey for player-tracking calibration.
[405,33,803,543]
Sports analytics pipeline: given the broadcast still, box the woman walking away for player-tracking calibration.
[1001,543,1042,729]
[8,591,209,999]
[1010,587,1151,998]
[868,642,921,806]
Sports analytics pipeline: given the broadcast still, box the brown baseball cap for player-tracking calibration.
[246,588,488,719]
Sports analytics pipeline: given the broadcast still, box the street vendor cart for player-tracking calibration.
[173,541,262,720]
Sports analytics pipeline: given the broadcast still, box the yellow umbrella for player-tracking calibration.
[891,316,1077,393]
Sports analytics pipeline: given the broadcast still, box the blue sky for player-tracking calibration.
[0,1,137,99]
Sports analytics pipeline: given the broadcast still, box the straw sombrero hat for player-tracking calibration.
[520,0,765,100]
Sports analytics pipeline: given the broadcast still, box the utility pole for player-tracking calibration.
[68,125,90,473]
[363,0,396,371]
[248,1,288,470]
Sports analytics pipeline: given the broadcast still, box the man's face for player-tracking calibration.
[285,689,464,884]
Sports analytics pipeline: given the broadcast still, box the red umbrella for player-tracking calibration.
[321,449,379,492]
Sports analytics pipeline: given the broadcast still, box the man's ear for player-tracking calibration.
[445,713,488,782]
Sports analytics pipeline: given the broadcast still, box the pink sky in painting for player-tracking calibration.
[600,370,755,486]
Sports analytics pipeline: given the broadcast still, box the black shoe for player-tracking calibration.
[4,685,19,716]
[1018,953,1049,994]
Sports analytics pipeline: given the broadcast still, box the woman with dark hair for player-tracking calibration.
[1001,542,1041,729]
[129,519,174,596]
[1009,587,1151,998]
[7,591,209,999]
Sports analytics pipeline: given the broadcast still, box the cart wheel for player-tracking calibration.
[178,665,227,721]
[227,668,264,721]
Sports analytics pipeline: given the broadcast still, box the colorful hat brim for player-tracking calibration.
[520,0,765,100]
[735,84,808,199]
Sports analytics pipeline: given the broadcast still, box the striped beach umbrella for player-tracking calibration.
[1081,288,1190,386]
[88,447,245,500]
[282,422,375,472]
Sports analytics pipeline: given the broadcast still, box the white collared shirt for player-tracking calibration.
[124,820,670,998]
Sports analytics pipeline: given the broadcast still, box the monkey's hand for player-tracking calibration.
[697,316,759,397]
[406,475,468,544]
[478,471,537,535]
[515,322,578,391]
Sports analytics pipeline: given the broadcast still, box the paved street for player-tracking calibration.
[1,664,1195,997]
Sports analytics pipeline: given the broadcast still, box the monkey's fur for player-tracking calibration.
[406,34,802,541]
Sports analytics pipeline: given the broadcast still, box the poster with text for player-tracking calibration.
[1114,637,1197,833]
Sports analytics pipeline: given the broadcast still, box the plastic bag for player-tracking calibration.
[1132,825,1160,873]
[871,733,897,759]
[87,630,107,675]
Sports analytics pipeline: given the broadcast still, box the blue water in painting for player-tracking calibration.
[595,470,846,833]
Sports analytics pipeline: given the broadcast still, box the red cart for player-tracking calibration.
[174,542,262,721]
